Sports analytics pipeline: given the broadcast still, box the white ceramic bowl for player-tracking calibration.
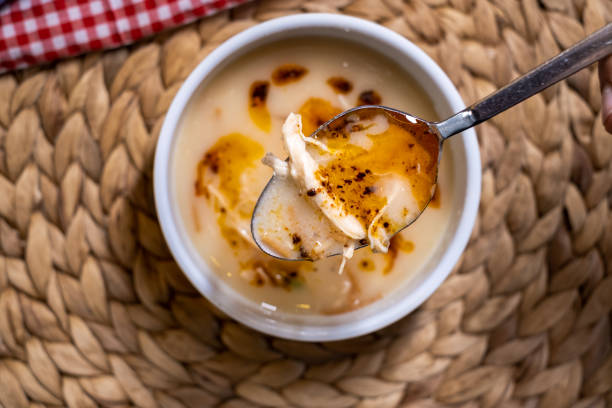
[154,13,481,341]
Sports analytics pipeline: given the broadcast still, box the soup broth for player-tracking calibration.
[173,38,454,315]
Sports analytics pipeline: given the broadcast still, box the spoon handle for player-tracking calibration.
[436,22,612,139]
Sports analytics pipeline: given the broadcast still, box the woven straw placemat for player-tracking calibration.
[1,0,611,407]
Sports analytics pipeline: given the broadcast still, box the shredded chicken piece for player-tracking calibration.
[337,241,356,275]
[282,113,366,239]
[262,153,289,177]
[302,135,332,153]
[367,183,400,253]
[261,113,419,261]
[206,183,256,247]
[338,94,351,111]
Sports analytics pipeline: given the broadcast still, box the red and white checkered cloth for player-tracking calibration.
[0,0,249,73]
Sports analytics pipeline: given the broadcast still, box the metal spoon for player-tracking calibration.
[252,23,612,261]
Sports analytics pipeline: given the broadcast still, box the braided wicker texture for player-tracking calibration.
[0,0,611,407]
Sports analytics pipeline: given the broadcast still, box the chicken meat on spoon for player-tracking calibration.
[252,23,612,263]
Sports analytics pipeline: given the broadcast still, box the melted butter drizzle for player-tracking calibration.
[383,234,415,275]
[195,132,308,290]
[312,109,439,237]
[248,81,271,132]
[195,132,264,212]
[297,97,342,137]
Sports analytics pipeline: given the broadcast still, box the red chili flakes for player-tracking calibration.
[298,97,342,136]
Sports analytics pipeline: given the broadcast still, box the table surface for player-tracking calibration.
[0,0,611,407]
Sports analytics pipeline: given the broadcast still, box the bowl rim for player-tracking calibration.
[154,13,481,341]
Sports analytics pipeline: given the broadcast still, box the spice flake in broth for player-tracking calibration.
[327,76,354,94]
[357,90,382,105]
[272,63,309,85]
[248,81,271,132]
[173,38,453,314]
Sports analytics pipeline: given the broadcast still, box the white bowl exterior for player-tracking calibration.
[154,14,481,341]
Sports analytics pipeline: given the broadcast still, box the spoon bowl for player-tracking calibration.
[251,105,442,261]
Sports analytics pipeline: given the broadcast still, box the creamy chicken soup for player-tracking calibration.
[173,38,454,314]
